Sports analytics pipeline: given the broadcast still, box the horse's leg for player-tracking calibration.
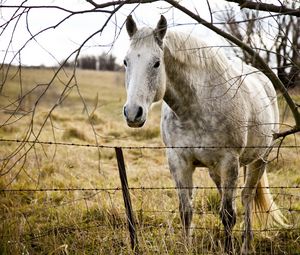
[241,159,266,255]
[167,150,195,239]
[218,155,239,254]
[208,168,222,195]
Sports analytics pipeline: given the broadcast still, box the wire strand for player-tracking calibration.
[0,138,298,149]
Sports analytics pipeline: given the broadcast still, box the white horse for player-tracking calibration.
[123,15,286,254]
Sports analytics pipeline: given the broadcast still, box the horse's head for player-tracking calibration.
[123,15,167,128]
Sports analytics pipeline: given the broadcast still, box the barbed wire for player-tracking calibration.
[1,185,300,192]
[0,138,299,149]
[1,137,300,252]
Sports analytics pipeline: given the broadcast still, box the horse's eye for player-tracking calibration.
[153,61,160,68]
[123,60,127,67]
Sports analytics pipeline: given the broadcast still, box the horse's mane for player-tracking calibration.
[164,31,229,73]
[130,28,230,74]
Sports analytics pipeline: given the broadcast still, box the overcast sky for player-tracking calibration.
[0,0,239,66]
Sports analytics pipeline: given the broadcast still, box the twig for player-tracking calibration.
[225,0,300,17]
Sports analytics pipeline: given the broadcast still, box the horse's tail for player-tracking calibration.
[253,171,288,228]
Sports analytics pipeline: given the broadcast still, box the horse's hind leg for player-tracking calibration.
[217,155,239,254]
[241,159,266,255]
[167,150,195,239]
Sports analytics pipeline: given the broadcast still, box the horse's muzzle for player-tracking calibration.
[123,105,146,128]
[126,120,146,128]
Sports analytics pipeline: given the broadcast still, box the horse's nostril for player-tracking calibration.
[123,106,128,118]
[135,106,143,120]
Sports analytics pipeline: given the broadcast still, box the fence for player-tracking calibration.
[1,138,300,254]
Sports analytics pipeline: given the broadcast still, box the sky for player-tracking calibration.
[0,0,235,67]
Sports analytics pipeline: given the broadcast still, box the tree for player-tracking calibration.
[98,53,120,71]
[220,4,300,89]
[78,55,97,70]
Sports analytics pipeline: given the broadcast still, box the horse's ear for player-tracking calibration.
[154,15,167,45]
[126,15,137,38]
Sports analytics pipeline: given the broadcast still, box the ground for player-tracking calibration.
[0,66,299,254]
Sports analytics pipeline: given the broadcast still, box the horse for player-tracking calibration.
[122,15,286,254]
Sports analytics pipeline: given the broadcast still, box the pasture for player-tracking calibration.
[0,66,300,254]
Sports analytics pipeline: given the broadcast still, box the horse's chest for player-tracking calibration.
[161,107,240,148]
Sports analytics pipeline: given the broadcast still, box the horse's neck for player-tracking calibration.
[163,64,205,115]
[163,47,230,117]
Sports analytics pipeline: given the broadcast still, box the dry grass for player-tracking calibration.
[0,66,299,254]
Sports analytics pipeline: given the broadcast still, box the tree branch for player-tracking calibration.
[0,4,112,13]
[273,126,300,140]
[225,0,300,17]
[85,0,157,8]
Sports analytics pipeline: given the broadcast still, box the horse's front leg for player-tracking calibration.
[167,149,195,239]
[218,155,239,254]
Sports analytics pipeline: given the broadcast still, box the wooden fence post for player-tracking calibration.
[115,147,139,253]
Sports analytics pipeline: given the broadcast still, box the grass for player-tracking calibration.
[0,66,299,254]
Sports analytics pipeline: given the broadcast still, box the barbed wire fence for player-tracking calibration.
[1,138,300,254]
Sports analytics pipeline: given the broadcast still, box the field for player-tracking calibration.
[0,66,300,254]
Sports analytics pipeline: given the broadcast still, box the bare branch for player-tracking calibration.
[225,0,300,17]
[273,125,300,139]
[0,4,112,14]
[85,0,157,8]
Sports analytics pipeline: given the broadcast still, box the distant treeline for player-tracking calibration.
[66,53,123,71]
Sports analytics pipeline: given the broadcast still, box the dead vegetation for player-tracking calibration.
[0,67,299,254]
